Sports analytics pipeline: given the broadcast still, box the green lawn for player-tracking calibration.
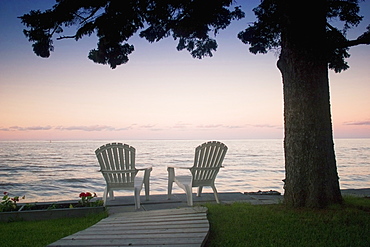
[2,197,369,247]
[205,196,370,247]
[0,211,108,247]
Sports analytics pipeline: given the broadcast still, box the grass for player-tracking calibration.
[2,197,369,247]
[205,196,370,247]
[0,211,108,247]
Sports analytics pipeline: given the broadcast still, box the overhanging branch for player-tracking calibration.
[328,23,370,48]
[76,7,101,25]
[344,37,370,47]
[56,35,77,40]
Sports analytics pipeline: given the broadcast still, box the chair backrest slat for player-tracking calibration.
[191,141,228,185]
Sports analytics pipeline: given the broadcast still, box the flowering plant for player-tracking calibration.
[0,192,25,212]
[78,192,99,207]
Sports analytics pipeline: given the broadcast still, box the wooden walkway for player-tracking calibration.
[48,207,209,247]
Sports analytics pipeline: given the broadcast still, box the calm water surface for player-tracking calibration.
[0,139,369,202]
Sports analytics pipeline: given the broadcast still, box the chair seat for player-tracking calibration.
[174,175,192,185]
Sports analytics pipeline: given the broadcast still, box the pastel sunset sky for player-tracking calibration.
[1,1,369,141]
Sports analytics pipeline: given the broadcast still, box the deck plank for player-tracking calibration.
[48,207,209,247]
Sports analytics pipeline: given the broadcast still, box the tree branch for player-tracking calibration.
[76,7,101,25]
[344,36,370,47]
[56,35,77,40]
[327,22,370,48]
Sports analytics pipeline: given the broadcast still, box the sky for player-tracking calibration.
[0,1,369,141]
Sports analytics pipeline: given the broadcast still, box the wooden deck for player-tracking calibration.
[48,207,209,247]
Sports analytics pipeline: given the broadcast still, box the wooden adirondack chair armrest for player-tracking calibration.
[136,166,153,171]
[136,166,153,180]
[136,166,152,182]
[167,165,192,170]
[99,169,136,173]
[137,165,152,173]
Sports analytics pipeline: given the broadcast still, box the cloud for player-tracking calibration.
[196,124,247,130]
[137,124,168,132]
[0,125,129,132]
[55,125,122,131]
[343,121,370,126]
[139,124,157,129]
[0,126,53,131]
[249,124,283,129]
[26,126,53,131]
[196,124,282,130]
[197,124,223,129]
[223,125,245,129]
[0,122,284,133]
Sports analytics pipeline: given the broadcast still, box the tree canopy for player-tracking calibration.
[19,0,369,71]
[20,0,244,68]
[238,0,370,73]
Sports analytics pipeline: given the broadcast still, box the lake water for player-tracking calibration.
[0,139,369,202]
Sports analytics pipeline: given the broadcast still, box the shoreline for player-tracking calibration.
[15,188,370,206]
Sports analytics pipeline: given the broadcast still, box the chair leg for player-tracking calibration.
[108,190,114,200]
[103,187,108,206]
[185,185,193,206]
[167,167,175,200]
[197,186,203,197]
[134,188,141,209]
[144,184,150,201]
[168,181,174,200]
[144,168,151,201]
[211,185,220,204]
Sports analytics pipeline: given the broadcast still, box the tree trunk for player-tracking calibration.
[278,0,342,208]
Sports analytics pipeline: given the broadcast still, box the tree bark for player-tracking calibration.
[278,0,342,208]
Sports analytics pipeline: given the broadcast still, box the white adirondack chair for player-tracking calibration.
[167,141,228,206]
[95,143,152,209]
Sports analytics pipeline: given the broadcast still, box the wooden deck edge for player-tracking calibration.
[112,206,208,217]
